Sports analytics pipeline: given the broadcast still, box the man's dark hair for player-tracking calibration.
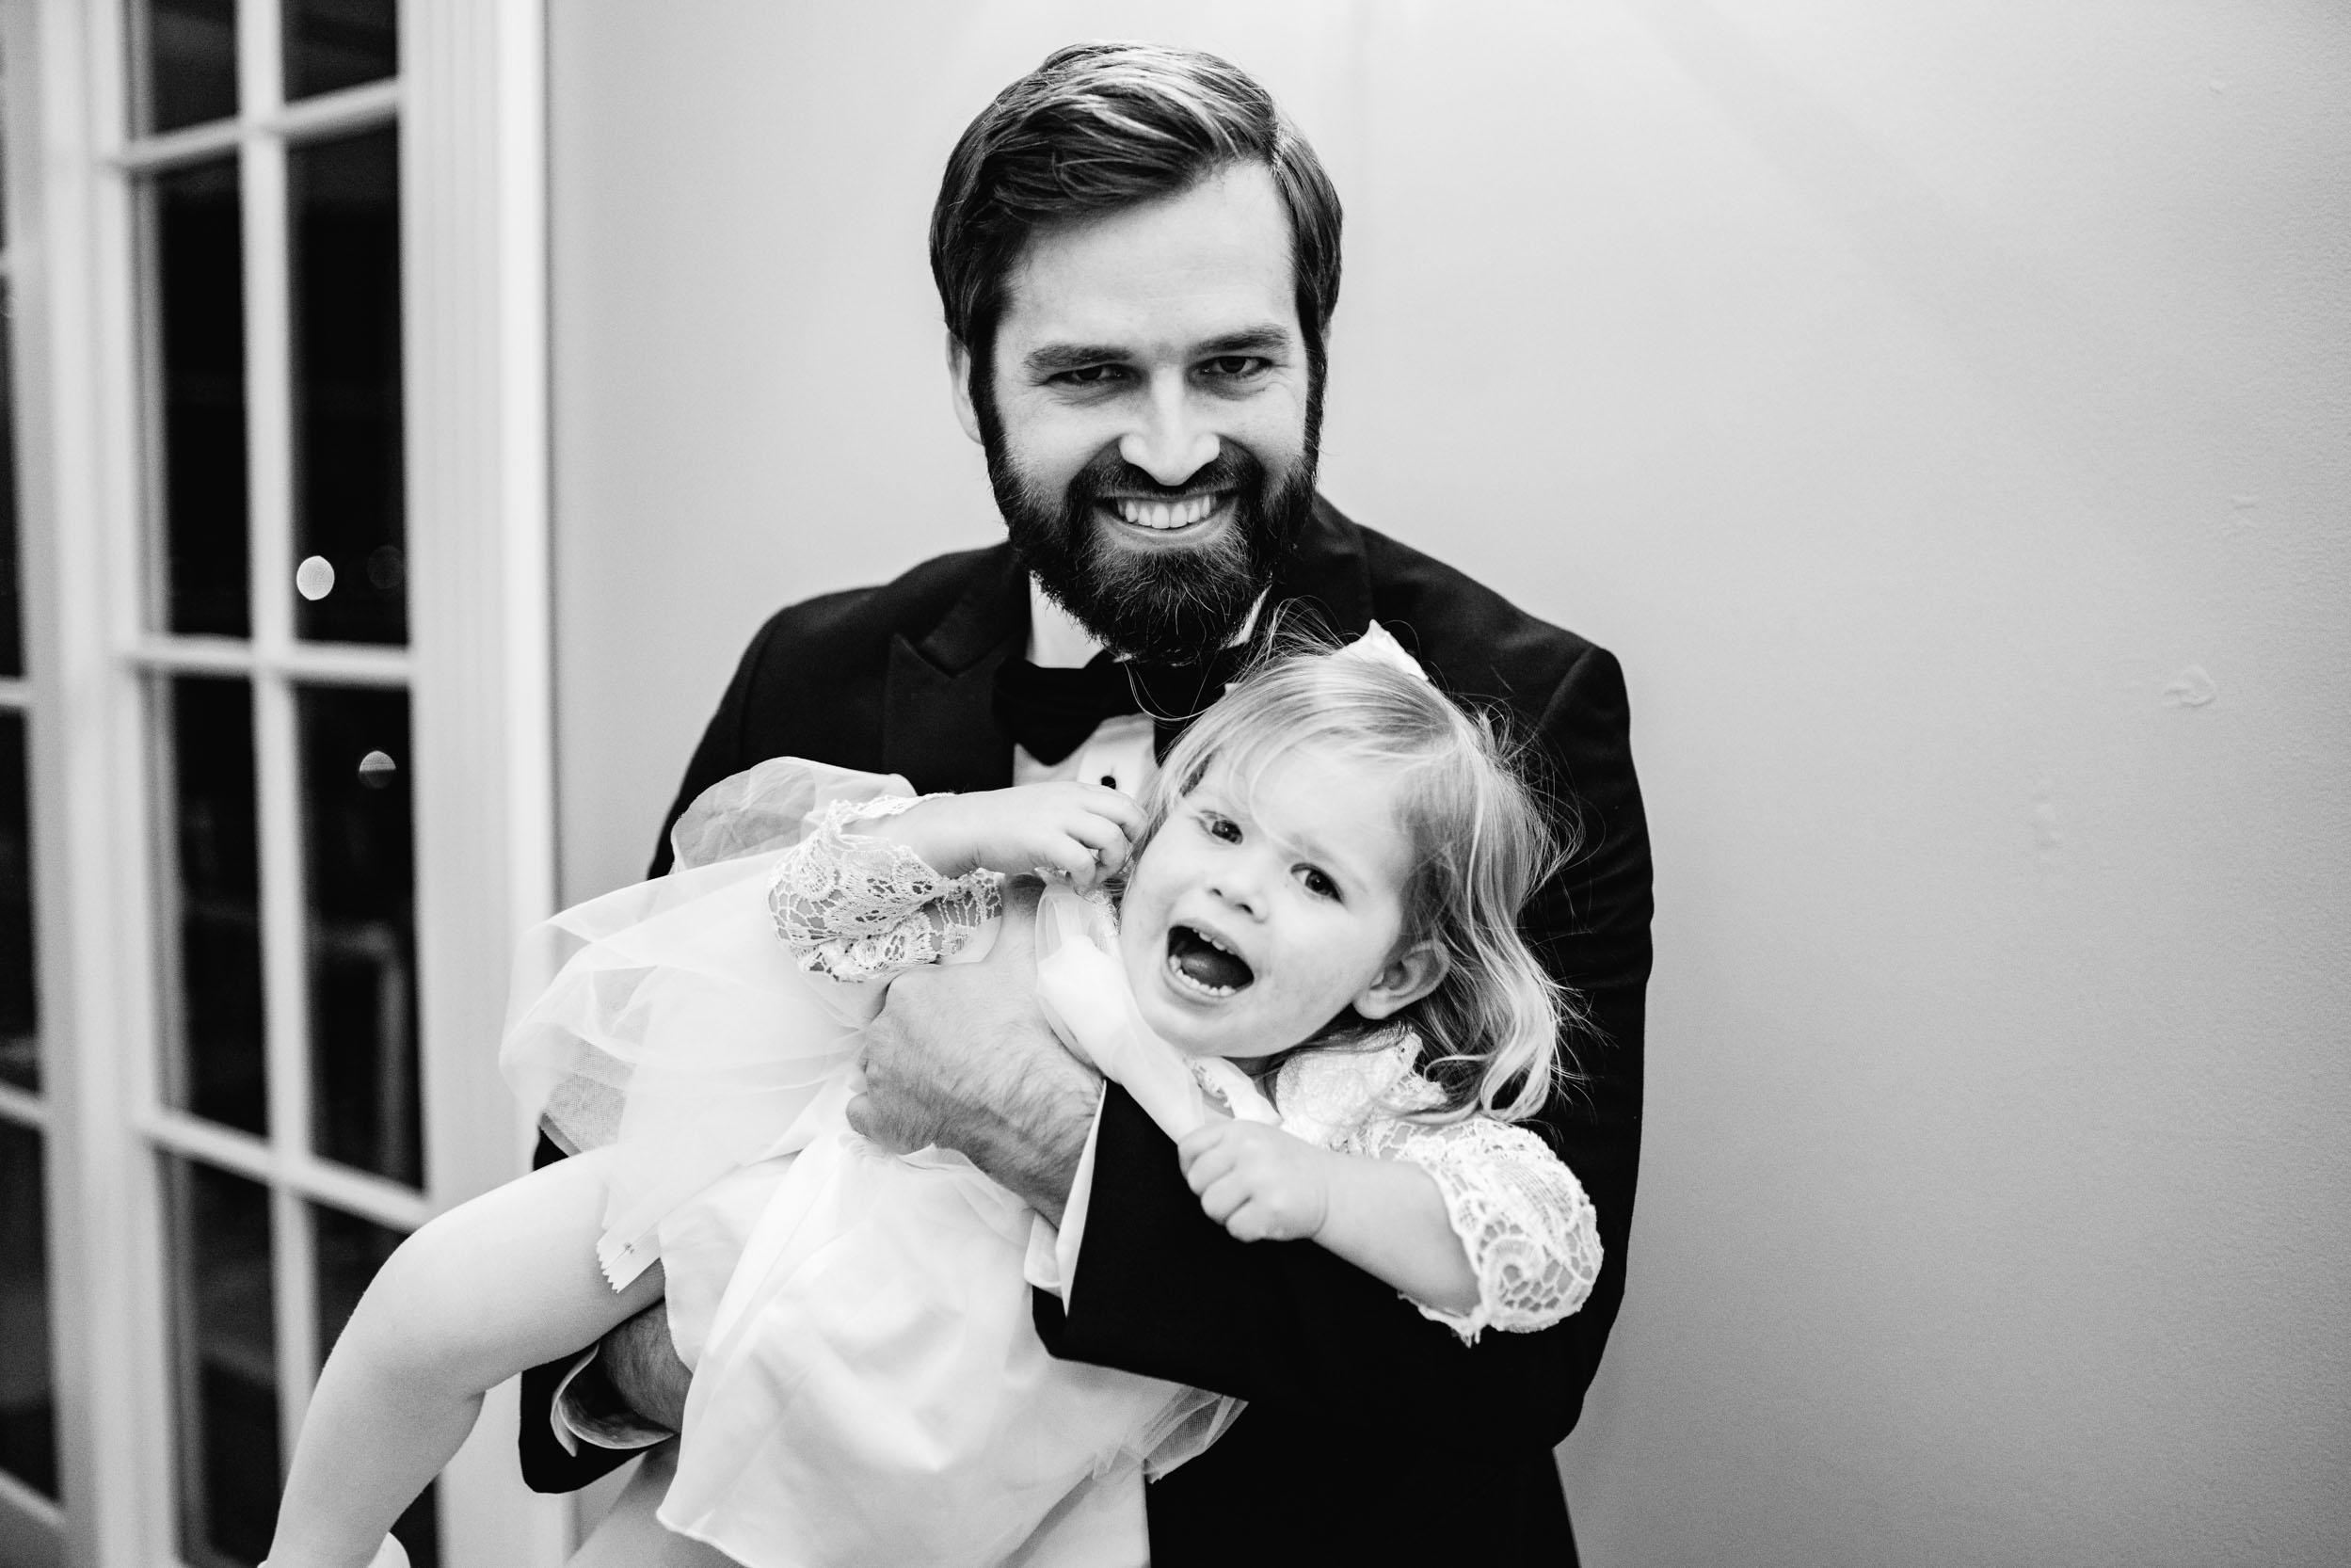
[930,41,1343,377]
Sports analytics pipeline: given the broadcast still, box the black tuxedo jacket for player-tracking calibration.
[524,499,1652,1566]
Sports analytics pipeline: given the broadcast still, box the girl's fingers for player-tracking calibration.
[1064,812,1130,864]
[1181,1142,1235,1194]
[1094,789,1146,834]
[1196,1174,1248,1224]
[1042,838,1098,882]
[1176,1123,1228,1174]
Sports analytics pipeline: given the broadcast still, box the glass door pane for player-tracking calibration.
[145,158,251,639]
[290,128,406,647]
[283,0,397,103]
[131,0,240,136]
[155,675,268,1134]
[297,684,419,1183]
[0,1120,55,1498]
[0,711,34,1096]
[165,1155,279,1568]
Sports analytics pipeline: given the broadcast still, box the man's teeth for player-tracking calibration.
[1113,495,1219,531]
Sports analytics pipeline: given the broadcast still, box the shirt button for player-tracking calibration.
[1100,775,1117,788]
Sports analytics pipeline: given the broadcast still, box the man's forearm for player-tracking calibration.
[595,1302,690,1433]
[849,927,1103,1226]
[960,1073,1095,1224]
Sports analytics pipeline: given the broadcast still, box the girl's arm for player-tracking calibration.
[1176,1122,1477,1313]
[1176,1112,1602,1336]
[770,782,1138,982]
[266,1151,664,1568]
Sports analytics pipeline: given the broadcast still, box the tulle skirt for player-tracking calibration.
[498,760,1215,1567]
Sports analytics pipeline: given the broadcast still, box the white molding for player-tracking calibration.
[402,0,566,1560]
[26,0,184,1560]
[20,0,563,1560]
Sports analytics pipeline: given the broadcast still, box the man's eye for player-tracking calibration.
[1201,356,1270,380]
[1296,866,1338,900]
[1051,364,1127,388]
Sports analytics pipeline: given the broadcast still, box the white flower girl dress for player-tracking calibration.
[501,757,1601,1568]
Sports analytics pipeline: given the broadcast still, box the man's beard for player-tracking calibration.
[975,391,1320,664]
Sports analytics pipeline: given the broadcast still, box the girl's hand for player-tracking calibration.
[889,782,1143,890]
[1176,1120,1332,1242]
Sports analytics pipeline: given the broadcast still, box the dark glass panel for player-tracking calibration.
[0,1121,56,1498]
[0,712,35,1095]
[296,685,419,1184]
[0,283,23,676]
[135,0,240,136]
[284,0,397,102]
[159,677,266,1134]
[164,1157,277,1566]
[290,129,405,646]
[312,1205,438,1567]
[150,158,250,638]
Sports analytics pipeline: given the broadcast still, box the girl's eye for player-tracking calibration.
[1201,812,1241,843]
[1296,866,1338,901]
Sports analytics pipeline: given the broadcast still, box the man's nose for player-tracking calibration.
[1118,377,1219,486]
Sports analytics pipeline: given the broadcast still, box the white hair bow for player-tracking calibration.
[1339,620,1431,683]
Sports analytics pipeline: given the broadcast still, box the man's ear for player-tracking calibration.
[1352,941,1449,1021]
[947,333,983,445]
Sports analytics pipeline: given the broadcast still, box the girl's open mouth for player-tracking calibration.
[1166,924,1254,997]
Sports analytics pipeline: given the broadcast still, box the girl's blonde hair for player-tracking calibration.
[1132,630,1583,1123]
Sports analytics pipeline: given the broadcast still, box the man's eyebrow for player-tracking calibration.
[1023,343,1129,376]
[1195,326,1294,357]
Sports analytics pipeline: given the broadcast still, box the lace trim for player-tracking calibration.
[1287,1038,1599,1343]
[766,795,1002,982]
[1343,1113,1602,1343]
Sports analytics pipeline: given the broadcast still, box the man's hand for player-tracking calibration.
[597,1301,690,1434]
[847,884,1101,1223]
[1176,1120,1334,1242]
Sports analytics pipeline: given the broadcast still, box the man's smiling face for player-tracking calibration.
[955,162,1320,661]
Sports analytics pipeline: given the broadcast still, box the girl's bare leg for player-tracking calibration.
[266,1149,665,1568]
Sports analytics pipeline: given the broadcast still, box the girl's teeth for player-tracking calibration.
[1166,952,1236,998]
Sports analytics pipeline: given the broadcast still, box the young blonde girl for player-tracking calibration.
[264,628,1603,1568]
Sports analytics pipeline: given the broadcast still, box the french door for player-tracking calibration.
[4,3,566,1564]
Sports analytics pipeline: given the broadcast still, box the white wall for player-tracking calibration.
[547,4,2351,1562]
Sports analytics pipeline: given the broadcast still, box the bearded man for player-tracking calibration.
[525,42,1652,1568]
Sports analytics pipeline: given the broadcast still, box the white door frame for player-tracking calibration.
[12,3,568,1564]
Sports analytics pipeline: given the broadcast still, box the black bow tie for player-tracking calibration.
[993,647,1251,765]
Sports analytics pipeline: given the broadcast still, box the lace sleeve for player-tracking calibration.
[765,794,1001,983]
[1348,1112,1604,1344]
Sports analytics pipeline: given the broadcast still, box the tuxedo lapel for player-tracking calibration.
[883,545,1024,793]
